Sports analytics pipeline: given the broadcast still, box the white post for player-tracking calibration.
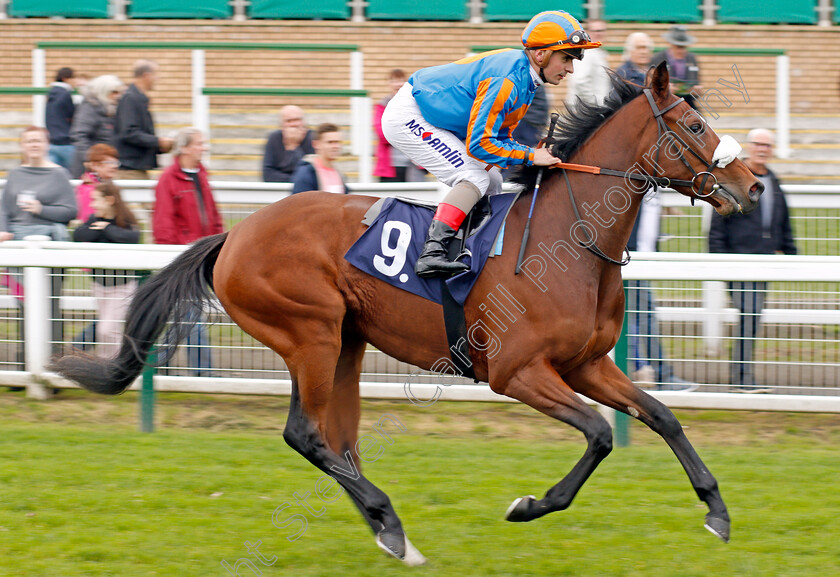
[32,48,46,128]
[192,50,211,166]
[775,54,790,159]
[23,236,52,400]
[817,0,831,26]
[356,97,372,183]
[231,0,247,21]
[350,51,371,182]
[703,281,726,357]
[350,0,365,22]
[702,0,716,25]
[468,0,482,23]
[112,0,127,19]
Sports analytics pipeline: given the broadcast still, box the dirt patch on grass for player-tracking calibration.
[2,387,839,447]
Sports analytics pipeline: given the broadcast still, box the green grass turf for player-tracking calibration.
[1,397,840,577]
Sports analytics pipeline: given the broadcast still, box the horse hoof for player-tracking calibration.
[403,536,428,566]
[376,529,406,561]
[704,514,730,543]
[376,531,427,566]
[504,495,537,523]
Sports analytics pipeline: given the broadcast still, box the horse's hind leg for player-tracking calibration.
[323,334,426,565]
[282,338,422,565]
[493,358,615,523]
[566,356,730,542]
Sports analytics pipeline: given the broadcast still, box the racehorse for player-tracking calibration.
[53,63,761,564]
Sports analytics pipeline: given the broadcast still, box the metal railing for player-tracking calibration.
[0,239,838,412]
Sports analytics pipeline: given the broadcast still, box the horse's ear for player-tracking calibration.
[649,61,671,100]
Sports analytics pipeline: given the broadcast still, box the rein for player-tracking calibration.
[543,89,722,266]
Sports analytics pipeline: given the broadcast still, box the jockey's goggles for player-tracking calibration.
[527,29,601,51]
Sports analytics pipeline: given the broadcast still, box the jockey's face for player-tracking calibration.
[540,51,575,85]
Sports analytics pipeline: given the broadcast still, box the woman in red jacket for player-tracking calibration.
[152,128,223,376]
[152,128,223,245]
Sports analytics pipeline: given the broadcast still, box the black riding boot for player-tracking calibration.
[415,219,469,278]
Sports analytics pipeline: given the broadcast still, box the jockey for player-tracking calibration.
[381,11,602,278]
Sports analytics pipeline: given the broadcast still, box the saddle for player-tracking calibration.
[363,194,495,243]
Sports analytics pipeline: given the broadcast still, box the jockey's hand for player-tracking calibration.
[532,147,561,166]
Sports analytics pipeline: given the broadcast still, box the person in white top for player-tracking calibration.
[564,20,611,108]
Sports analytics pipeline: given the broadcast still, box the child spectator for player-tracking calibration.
[73,182,140,358]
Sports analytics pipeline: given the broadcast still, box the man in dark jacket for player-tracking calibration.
[45,67,78,170]
[650,25,702,111]
[115,60,172,178]
[263,105,316,182]
[709,129,797,392]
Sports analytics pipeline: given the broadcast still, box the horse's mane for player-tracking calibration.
[510,72,644,189]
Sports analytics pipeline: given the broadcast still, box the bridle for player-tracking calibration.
[547,88,722,266]
[642,89,720,199]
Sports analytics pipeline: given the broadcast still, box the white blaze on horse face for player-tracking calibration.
[712,135,742,168]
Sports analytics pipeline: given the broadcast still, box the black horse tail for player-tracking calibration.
[50,233,228,395]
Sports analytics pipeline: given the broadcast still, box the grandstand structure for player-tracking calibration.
[0,6,838,182]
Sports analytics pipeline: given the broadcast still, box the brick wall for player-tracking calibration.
[0,20,838,116]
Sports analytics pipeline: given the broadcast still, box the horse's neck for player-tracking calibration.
[558,116,649,260]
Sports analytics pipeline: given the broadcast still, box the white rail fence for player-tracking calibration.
[0,239,837,412]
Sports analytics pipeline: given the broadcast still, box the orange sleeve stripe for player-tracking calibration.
[466,78,491,155]
[467,78,531,164]
[478,78,514,158]
[479,79,528,161]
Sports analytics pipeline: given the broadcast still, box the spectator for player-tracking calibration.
[115,60,173,179]
[0,126,77,360]
[153,128,223,376]
[262,105,315,182]
[374,69,424,183]
[617,32,653,86]
[75,143,121,228]
[564,20,610,108]
[71,143,121,351]
[650,25,702,110]
[45,67,79,170]
[709,129,796,393]
[73,182,140,358]
[627,190,698,392]
[69,74,125,178]
[71,73,90,105]
[291,123,350,194]
[0,126,76,242]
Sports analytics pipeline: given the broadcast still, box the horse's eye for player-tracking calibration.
[690,123,703,134]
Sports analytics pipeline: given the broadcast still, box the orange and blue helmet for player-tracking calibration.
[522,11,601,60]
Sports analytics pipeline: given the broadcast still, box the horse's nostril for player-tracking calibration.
[749,181,764,202]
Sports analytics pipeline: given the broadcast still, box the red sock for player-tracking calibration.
[434,203,467,230]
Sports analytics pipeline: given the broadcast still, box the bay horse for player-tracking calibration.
[53,63,761,564]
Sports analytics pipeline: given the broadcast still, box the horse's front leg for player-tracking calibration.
[492,357,614,522]
[566,356,731,542]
